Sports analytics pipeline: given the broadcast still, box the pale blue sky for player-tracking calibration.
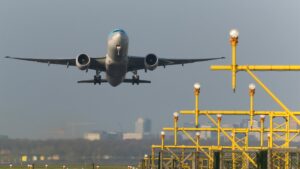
[0,1,300,139]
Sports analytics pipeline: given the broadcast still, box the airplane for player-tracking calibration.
[5,29,224,87]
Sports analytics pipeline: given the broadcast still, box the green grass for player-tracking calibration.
[0,165,129,169]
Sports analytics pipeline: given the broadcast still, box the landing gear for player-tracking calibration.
[94,70,101,85]
[132,70,140,85]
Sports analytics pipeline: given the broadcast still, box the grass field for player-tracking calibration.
[0,165,130,169]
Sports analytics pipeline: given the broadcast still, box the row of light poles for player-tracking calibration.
[155,81,270,150]
[145,28,300,168]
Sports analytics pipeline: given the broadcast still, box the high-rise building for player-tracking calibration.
[144,118,151,134]
[135,118,152,134]
[122,118,152,140]
[200,125,212,140]
[248,119,259,140]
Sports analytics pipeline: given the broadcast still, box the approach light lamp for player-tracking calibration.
[161,131,165,137]
[260,115,266,121]
[229,29,239,45]
[173,112,179,120]
[229,29,239,39]
[196,131,200,140]
[144,154,148,158]
[249,83,256,95]
[217,114,222,121]
[194,82,201,95]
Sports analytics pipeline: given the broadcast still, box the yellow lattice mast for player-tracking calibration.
[144,29,300,169]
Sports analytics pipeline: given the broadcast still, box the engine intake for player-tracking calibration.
[144,53,158,71]
[76,54,91,70]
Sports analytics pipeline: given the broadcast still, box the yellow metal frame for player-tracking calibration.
[146,32,300,169]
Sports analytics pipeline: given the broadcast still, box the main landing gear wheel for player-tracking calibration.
[94,70,101,85]
[132,71,140,85]
[132,75,140,85]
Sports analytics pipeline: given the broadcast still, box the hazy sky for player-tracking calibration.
[1,1,300,139]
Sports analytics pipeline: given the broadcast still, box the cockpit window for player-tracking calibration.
[112,29,126,34]
[109,29,127,38]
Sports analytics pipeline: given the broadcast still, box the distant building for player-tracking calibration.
[102,131,123,140]
[32,156,38,161]
[84,132,101,141]
[247,119,259,129]
[248,119,259,140]
[181,125,212,140]
[144,118,152,134]
[240,119,249,128]
[122,133,143,140]
[122,117,152,140]
[200,125,212,140]
[222,123,233,128]
[135,118,152,134]
[51,154,60,161]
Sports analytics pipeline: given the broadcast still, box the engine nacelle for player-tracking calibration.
[144,53,158,71]
[76,54,91,70]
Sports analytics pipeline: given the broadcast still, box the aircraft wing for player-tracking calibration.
[127,56,225,72]
[5,56,106,71]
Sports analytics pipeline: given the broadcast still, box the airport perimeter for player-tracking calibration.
[139,30,300,169]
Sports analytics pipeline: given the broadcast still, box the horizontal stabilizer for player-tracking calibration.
[77,78,151,85]
[123,79,151,84]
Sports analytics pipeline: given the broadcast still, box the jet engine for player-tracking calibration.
[144,53,158,71]
[76,54,91,70]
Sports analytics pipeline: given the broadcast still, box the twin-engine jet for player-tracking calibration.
[6,29,224,87]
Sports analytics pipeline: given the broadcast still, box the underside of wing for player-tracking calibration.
[5,56,75,65]
[158,57,225,66]
[5,56,106,71]
[127,55,225,72]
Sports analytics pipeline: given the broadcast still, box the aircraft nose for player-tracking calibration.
[114,32,122,38]
[108,29,128,46]
[109,29,126,38]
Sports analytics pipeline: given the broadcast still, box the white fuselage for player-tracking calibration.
[105,29,129,86]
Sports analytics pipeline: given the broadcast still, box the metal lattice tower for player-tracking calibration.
[140,29,300,169]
